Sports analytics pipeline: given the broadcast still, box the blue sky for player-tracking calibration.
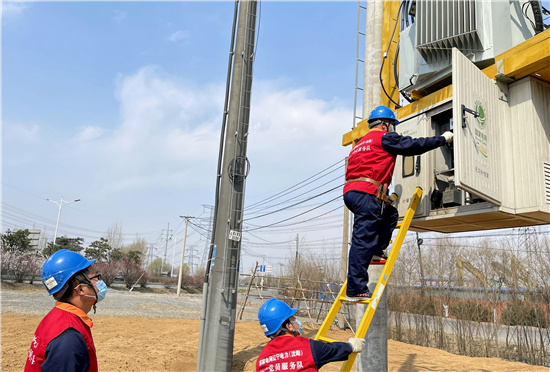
[3,1,549,275]
[2,1,357,273]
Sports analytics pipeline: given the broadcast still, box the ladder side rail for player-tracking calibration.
[313,281,348,340]
[339,187,423,371]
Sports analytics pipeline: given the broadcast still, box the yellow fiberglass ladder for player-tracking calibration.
[313,187,423,372]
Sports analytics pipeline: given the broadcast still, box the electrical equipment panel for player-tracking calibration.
[393,49,550,233]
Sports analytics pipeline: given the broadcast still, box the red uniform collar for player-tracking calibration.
[55,301,93,328]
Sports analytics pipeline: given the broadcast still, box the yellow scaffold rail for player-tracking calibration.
[313,187,423,372]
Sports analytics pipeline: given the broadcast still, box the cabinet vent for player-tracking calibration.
[416,0,483,63]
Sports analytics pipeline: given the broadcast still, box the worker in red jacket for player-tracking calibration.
[25,249,107,372]
[344,106,453,301]
[256,298,365,372]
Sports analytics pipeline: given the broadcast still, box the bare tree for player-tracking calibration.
[122,236,147,259]
[105,222,124,250]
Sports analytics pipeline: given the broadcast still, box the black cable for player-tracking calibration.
[244,172,344,216]
[244,231,295,245]
[2,203,162,236]
[529,0,545,34]
[380,1,406,108]
[244,184,344,221]
[523,1,537,30]
[245,158,344,210]
[253,0,262,58]
[244,198,343,232]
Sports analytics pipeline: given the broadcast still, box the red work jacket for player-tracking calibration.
[24,302,98,372]
[344,129,396,196]
[256,336,317,372]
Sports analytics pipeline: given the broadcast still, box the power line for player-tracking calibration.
[244,197,343,232]
[243,184,344,221]
[244,158,344,211]
[244,173,344,216]
[2,203,161,236]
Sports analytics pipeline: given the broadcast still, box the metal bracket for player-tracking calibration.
[461,104,480,128]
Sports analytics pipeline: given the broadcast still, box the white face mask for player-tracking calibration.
[76,280,107,303]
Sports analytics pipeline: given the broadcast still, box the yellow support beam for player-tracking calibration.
[496,36,550,80]
[380,0,401,109]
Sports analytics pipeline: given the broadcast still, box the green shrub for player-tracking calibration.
[501,302,546,327]
[450,301,491,322]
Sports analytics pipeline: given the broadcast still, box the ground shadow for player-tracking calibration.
[397,353,419,372]
[233,343,267,372]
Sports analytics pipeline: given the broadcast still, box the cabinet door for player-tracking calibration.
[452,48,502,205]
[394,112,432,217]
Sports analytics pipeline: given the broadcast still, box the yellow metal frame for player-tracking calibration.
[313,187,423,372]
[380,0,401,109]
[342,29,550,147]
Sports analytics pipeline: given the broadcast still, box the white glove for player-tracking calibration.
[347,338,365,353]
[442,131,453,143]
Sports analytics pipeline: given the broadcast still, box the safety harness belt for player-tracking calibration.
[345,177,393,205]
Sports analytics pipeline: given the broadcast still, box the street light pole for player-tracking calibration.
[44,196,81,244]
[177,216,194,297]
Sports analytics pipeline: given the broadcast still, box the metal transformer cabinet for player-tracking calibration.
[393,49,550,233]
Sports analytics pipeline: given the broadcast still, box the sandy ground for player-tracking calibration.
[3,314,548,372]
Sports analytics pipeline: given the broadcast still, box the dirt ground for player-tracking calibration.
[3,314,548,372]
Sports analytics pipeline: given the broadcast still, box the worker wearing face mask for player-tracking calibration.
[25,249,107,372]
[256,298,364,372]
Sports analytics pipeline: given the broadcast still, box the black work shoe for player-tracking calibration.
[345,292,372,302]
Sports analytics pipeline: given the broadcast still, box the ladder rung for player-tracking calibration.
[396,223,402,229]
[340,297,371,304]
[317,336,339,343]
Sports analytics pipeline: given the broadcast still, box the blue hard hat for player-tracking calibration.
[258,298,297,336]
[367,106,399,128]
[41,249,96,296]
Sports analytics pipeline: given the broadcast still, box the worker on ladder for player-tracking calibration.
[256,298,364,371]
[344,106,453,301]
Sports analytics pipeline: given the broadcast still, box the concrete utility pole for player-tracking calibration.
[196,1,258,370]
[356,1,387,371]
[177,216,193,297]
[162,223,170,273]
[338,159,350,330]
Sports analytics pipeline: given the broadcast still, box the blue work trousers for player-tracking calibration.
[344,191,399,296]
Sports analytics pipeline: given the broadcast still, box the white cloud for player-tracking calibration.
[4,66,350,201]
[168,30,190,43]
[3,122,40,143]
[113,9,127,23]
[73,126,105,142]
[1,1,28,20]
[3,122,41,166]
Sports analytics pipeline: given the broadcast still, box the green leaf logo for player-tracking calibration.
[475,101,486,129]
